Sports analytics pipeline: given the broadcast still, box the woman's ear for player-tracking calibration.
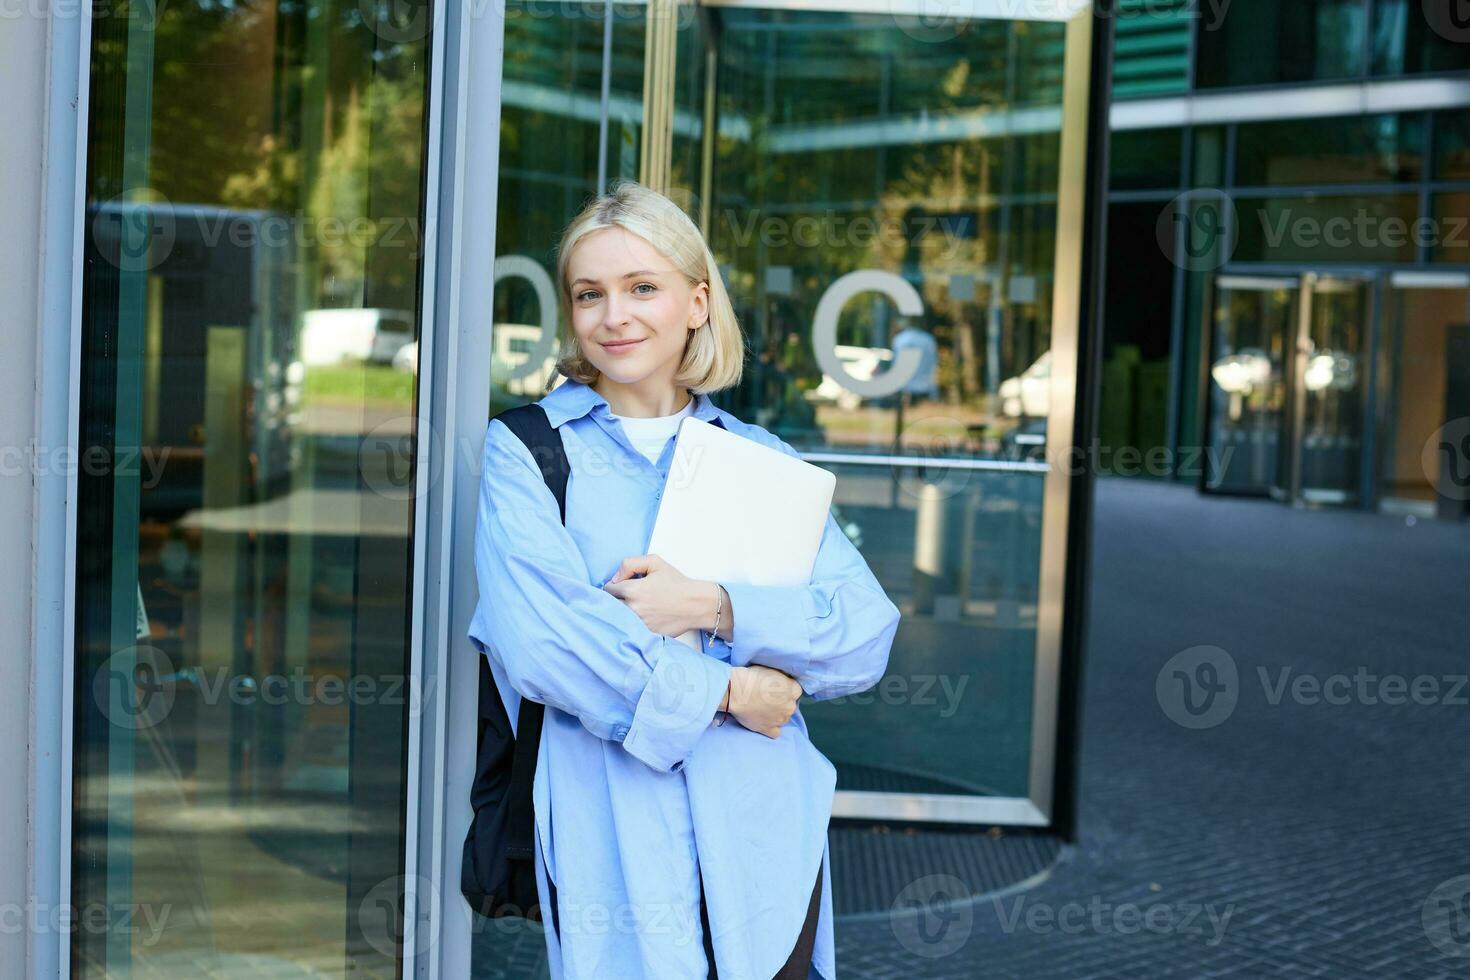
[689,280,710,330]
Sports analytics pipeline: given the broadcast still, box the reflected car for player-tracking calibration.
[999,350,1051,419]
[806,344,897,411]
[299,308,416,367]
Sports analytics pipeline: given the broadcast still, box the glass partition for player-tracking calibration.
[1377,280,1470,515]
[1203,277,1297,495]
[700,5,1076,805]
[1195,0,1368,88]
[483,0,1095,823]
[72,2,434,975]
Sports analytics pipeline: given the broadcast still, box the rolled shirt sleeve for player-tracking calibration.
[717,441,901,701]
[469,419,731,773]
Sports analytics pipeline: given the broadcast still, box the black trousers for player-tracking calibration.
[700,868,822,980]
[545,867,822,979]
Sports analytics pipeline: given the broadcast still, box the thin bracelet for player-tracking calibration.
[706,584,724,651]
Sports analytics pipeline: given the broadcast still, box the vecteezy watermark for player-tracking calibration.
[355,0,698,42]
[1258,667,1470,709]
[0,900,172,947]
[552,900,701,946]
[990,895,1234,946]
[1156,190,1239,273]
[94,645,177,732]
[718,208,974,261]
[1255,209,1468,255]
[92,189,177,274]
[0,0,171,24]
[357,0,431,43]
[888,424,1238,502]
[1423,874,1470,957]
[1155,645,1240,730]
[1157,646,1470,730]
[1158,190,1470,270]
[890,874,974,959]
[0,441,171,485]
[90,185,422,273]
[360,874,441,958]
[94,644,430,731]
[1422,0,1470,44]
[359,416,444,503]
[364,417,723,500]
[821,673,971,719]
[889,0,1234,44]
[1423,417,1470,502]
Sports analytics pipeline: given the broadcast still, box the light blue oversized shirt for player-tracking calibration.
[467,377,901,979]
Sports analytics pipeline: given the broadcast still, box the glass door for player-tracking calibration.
[451,0,1099,975]
[71,3,438,976]
[1294,275,1372,506]
[1203,273,1373,506]
[1202,276,1298,496]
[482,0,1095,824]
[1377,273,1470,517]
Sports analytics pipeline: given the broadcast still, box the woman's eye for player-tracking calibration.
[633,283,657,295]
[576,290,599,303]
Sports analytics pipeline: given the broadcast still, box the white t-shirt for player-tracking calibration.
[610,395,696,465]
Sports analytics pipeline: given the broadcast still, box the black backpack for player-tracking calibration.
[461,403,568,921]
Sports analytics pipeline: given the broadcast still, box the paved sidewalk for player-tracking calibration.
[837,477,1470,979]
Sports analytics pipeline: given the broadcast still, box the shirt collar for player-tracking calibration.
[540,376,722,429]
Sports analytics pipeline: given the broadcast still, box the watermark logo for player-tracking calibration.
[360,874,440,958]
[991,895,1233,946]
[94,644,176,732]
[92,188,176,273]
[1156,645,1238,730]
[1423,875,1470,957]
[1422,417,1470,502]
[1156,190,1238,272]
[892,415,976,503]
[359,416,442,501]
[358,0,432,43]
[891,0,971,43]
[890,874,973,959]
[1423,0,1470,43]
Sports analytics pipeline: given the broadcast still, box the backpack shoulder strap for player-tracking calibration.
[487,401,566,863]
[494,402,570,523]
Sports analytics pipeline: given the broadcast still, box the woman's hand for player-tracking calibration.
[603,554,720,637]
[722,665,802,738]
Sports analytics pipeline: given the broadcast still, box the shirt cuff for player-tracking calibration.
[717,581,813,681]
[621,640,733,773]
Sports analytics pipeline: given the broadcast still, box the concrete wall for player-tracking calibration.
[0,9,51,979]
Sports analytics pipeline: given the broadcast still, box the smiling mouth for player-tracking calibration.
[601,338,645,351]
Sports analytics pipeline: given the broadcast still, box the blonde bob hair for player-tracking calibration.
[550,181,744,394]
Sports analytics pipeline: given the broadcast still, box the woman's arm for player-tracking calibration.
[468,419,733,773]
[712,503,900,701]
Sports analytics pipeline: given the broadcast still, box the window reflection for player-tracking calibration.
[1196,0,1368,87]
[484,3,1083,861]
[74,2,432,976]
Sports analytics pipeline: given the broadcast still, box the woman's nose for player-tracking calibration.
[602,294,630,329]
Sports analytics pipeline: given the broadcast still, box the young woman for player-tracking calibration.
[468,182,901,979]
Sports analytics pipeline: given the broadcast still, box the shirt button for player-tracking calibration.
[655,490,661,499]
[614,726,629,740]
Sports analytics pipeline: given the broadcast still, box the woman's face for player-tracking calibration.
[566,226,708,387]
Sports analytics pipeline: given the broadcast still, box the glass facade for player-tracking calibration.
[487,4,1092,823]
[1195,0,1368,88]
[73,1,432,975]
[1103,0,1470,512]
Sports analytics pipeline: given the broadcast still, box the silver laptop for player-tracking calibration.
[646,416,836,651]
